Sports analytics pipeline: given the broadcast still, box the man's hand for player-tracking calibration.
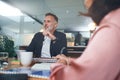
[42,30,56,40]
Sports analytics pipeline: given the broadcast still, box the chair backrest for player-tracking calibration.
[0,74,28,80]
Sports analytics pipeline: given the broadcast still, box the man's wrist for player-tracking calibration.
[52,36,56,40]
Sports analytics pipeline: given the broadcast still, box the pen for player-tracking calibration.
[60,47,66,54]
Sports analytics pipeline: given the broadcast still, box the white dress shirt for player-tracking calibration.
[41,36,51,58]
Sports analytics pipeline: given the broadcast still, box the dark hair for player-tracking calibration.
[88,0,120,25]
[45,13,58,22]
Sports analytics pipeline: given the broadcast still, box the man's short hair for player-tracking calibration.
[45,13,58,22]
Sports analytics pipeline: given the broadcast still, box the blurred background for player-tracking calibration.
[0,0,97,54]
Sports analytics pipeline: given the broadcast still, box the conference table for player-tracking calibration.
[0,58,50,80]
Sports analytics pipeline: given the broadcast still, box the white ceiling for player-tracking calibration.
[1,0,93,33]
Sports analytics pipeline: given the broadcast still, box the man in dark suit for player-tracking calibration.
[26,13,67,57]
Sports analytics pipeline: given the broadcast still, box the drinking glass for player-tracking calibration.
[0,52,8,70]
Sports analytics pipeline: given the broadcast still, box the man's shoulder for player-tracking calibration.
[55,31,66,39]
[55,31,65,35]
[35,32,42,35]
[34,32,43,37]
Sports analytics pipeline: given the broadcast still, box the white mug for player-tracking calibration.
[20,52,33,67]
[15,50,26,61]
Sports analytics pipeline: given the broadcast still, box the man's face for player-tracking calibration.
[43,15,58,31]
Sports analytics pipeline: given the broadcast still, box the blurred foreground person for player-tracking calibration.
[50,0,120,80]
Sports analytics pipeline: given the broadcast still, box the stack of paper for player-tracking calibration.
[33,58,57,63]
[31,63,52,70]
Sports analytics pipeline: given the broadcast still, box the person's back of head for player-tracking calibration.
[88,0,120,25]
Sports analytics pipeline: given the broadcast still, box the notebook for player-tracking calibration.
[0,67,50,78]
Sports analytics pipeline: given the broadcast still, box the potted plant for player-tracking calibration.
[0,35,16,57]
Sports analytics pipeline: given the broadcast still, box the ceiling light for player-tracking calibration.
[88,22,96,31]
[66,10,69,14]
[0,1,23,16]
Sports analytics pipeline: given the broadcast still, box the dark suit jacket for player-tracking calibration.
[26,31,67,57]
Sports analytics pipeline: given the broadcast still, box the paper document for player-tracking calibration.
[31,63,52,70]
[33,58,57,63]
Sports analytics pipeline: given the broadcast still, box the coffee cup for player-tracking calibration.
[15,50,26,61]
[20,52,33,67]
